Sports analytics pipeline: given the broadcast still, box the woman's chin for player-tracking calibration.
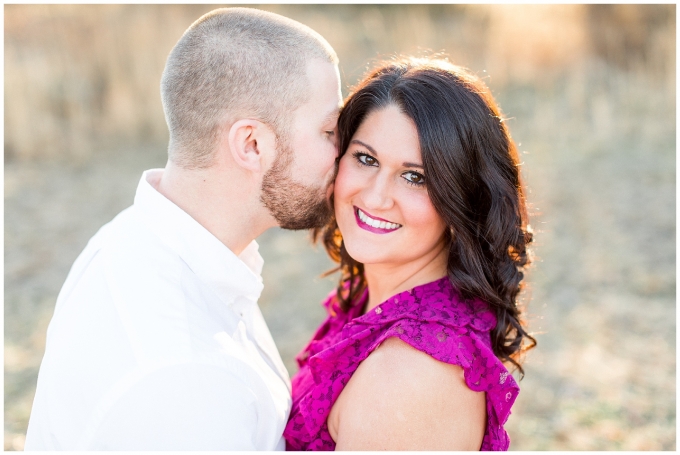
[343,243,389,266]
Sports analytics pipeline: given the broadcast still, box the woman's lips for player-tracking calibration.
[354,206,402,234]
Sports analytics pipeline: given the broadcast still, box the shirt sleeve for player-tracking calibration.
[88,362,261,450]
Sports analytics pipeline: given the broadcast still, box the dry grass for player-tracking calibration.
[4,4,675,450]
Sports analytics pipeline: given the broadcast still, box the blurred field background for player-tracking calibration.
[4,4,675,450]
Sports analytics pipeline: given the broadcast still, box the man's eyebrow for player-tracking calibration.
[322,107,341,125]
[350,139,423,168]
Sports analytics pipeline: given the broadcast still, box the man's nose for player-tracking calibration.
[332,133,340,158]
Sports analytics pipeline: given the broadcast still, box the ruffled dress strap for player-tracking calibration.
[285,277,519,451]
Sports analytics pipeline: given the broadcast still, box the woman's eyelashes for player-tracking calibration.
[352,151,378,167]
[351,151,426,187]
[402,170,426,187]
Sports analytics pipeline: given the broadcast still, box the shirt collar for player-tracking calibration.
[133,169,264,304]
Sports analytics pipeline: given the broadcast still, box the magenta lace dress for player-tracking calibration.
[283,277,519,451]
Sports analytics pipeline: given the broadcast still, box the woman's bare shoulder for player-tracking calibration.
[329,336,487,450]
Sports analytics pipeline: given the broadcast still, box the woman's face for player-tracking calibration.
[334,105,448,269]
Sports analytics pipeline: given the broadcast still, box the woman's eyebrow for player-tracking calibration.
[350,139,377,155]
[351,139,423,168]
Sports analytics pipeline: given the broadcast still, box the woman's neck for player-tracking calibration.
[362,246,449,314]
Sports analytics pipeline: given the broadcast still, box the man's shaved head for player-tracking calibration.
[161,8,338,169]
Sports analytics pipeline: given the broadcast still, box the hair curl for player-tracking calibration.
[313,57,536,375]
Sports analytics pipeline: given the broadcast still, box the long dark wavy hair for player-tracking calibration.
[313,57,536,375]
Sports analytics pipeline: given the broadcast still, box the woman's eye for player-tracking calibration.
[353,152,378,167]
[403,171,425,186]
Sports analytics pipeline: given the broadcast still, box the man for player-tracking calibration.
[25,7,342,450]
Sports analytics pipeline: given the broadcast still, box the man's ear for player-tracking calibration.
[227,119,276,173]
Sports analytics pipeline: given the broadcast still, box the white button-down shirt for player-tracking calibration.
[25,169,291,450]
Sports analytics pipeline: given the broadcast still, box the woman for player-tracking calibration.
[284,57,535,451]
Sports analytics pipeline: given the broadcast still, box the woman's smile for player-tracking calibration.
[354,206,402,233]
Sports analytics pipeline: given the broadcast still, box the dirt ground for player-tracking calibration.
[5,67,675,450]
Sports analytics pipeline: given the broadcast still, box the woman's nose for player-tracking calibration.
[361,174,394,211]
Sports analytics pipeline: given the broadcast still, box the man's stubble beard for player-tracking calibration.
[260,137,335,230]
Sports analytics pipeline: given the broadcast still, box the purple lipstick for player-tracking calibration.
[354,206,402,234]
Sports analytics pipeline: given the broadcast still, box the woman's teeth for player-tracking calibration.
[357,208,401,230]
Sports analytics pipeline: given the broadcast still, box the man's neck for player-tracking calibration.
[156,161,275,256]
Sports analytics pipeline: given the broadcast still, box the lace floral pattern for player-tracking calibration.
[284,277,519,451]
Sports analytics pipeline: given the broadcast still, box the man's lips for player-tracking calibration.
[354,206,402,234]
